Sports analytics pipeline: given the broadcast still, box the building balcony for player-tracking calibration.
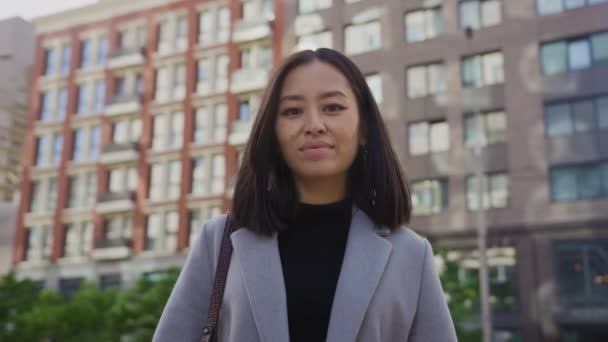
[105,94,142,116]
[99,142,139,164]
[108,47,146,69]
[233,17,272,44]
[95,191,135,215]
[230,68,270,94]
[228,119,254,146]
[91,238,131,261]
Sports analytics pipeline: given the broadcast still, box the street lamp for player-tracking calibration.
[465,26,493,342]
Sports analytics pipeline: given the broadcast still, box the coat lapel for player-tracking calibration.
[230,207,391,342]
[326,207,393,342]
[231,229,290,342]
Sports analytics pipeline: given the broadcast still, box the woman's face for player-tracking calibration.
[275,60,362,182]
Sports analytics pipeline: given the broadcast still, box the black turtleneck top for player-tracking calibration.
[277,199,352,342]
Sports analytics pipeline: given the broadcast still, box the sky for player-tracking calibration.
[1,0,98,21]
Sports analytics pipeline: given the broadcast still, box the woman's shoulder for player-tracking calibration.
[193,213,230,248]
[384,226,431,259]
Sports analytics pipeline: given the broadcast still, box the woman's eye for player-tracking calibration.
[281,108,302,116]
[324,104,345,112]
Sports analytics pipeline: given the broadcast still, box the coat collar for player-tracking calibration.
[230,206,393,342]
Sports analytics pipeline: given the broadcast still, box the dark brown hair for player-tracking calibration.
[231,48,411,236]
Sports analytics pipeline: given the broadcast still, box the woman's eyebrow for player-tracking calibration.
[279,90,347,104]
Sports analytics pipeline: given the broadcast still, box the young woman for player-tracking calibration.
[153,48,456,342]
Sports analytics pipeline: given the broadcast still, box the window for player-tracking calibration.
[296,31,333,51]
[298,0,332,13]
[61,44,71,75]
[44,47,56,76]
[173,63,186,99]
[72,128,85,162]
[34,132,63,167]
[215,54,229,91]
[550,161,608,201]
[194,104,227,145]
[554,241,608,309]
[168,160,182,200]
[538,0,607,15]
[52,133,63,166]
[39,91,51,122]
[405,7,443,43]
[408,120,450,155]
[407,63,446,98]
[25,225,53,262]
[192,154,225,195]
[35,135,49,166]
[218,7,231,43]
[189,204,222,245]
[146,211,179,252]
[94,80,105,113]
[545,95,608,136]
[72,126,99,162]
[411,179,448,215]
[198,10,214,46]
[64,221,93,258]
[464,110,507,147]
[459,0,502,30]
[462,51,504,87]
[68,172,97,208]
[112,117,142,144]
[109,166,138,193]
[158,19,171,53]
[365,73,383,104]
[59,278,83,299]
[241,45,272,69]
[80,39,92,69]
[466,173,509,210]
[102,215,133,243]
[99,274,122,290]
[57,87,68,121]
[77,83,89,114]
[148,160,182,201]
[155,66,170,102]
[27,179,57,213]
[176,15,188,50]
[541,32,608,75]
[454,247,519,313]
[153,111,184,150]
[238,100,251,122]
[345,21,381,55]
[97,35,108,66]
[197,58,210,92]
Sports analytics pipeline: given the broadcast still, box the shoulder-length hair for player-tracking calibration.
[231,48,411,236]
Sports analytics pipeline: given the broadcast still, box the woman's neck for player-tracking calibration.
[294,174,348,204]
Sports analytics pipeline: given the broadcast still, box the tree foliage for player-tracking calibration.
[0,268,179,342]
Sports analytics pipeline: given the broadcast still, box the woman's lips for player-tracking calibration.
[299,144,333,160]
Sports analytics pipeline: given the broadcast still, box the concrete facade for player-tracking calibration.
[281,1,608,341]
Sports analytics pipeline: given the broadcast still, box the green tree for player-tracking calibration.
[436,248,482,342]
[0,272,40,341]
[0,267,179,341]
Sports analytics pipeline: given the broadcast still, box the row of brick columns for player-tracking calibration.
[14,0,285,264]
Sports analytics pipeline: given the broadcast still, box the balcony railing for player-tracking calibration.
[105,94,142,116]
[108,46,146,69]
[232,17,272,43]
[230,68,270,94]
[95,191,135,214]
[91,237,131,261]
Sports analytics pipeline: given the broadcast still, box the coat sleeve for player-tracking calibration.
[152,220,217,342]
[408,239,458,342]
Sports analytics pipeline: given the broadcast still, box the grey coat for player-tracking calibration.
[153,207,457,342]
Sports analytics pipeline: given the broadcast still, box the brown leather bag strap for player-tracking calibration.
[201,215,234,342]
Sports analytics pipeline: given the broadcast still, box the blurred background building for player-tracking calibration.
[9,0,608,341]
[0,17,35,276]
